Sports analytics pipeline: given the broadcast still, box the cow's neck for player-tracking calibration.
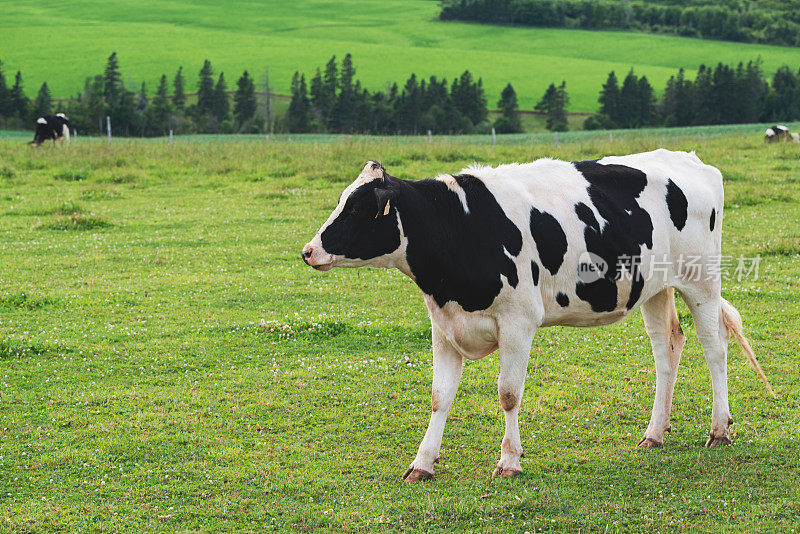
[393,179,479,301]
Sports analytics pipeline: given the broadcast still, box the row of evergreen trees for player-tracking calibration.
[5,53,800,136]
[587,61,800,130]
[0,54,263,136]
[0,60,59,128]
[284,54,522,135]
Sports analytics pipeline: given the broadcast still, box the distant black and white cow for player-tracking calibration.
[302,151,773,481]
[30,113,70,147]
[764,124,789,143]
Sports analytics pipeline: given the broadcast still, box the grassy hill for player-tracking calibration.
[3,0,800,112]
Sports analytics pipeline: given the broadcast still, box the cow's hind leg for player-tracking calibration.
[402,328,462,482]
[639,288,686,448]
[679,287,733,446]
[493,325,535,478]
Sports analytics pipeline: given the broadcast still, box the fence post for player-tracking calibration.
[491,127,496,149]
[701,132,706,143]
[106,116,112,144]
[609,132,613,143]
[169,130,174,145]
[74,129,77,144]
[266,134,270,143]
[554,132,559,147]
[427,129,432,143]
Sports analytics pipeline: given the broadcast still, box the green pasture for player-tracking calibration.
[4,0,800,111]
[1,134,799,532]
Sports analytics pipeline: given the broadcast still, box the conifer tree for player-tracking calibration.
[536,81,569,131]
[173,66,186,111]
[234,70,256,129]
[637,76,656,127]
[495,83,522,133]
[103,52,121,104]
[32,82,52,118]
[619,69,640,128]
[286,71,311,132]
[149,74,173,134]
[197,60,215,115]
[212,72,229,123]
[598,71,622,127]
[10,71,28,120]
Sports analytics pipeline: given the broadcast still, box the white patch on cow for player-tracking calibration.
[435,174,469,214]
[37,117,47,124]
[61,124,70,145]
[791,132,800,143]
[56,113,67,119]
[765,128,775,137]
[359,160,384,182]
[776,125,789,132]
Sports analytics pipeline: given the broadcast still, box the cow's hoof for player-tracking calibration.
[637,437,663,449]
[491,466,522,478]
[705,433,732,447]
[402,467,433,482]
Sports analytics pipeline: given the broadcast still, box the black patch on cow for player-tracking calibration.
[321,180,401,261]
[530,261,539,286]
[665,179,688,231]
[556,292,569,307]
[530,207,568,276]
[572,160,654,312]
[709,208,716,231]
[396,174,523,312]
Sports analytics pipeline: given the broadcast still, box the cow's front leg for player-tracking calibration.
[493,325,535,478]
[402,328,463,482]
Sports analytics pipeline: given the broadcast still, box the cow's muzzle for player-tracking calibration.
[301,244,334,271]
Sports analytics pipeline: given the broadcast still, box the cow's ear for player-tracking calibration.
[374,187,395,218]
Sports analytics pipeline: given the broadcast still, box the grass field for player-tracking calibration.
[1,134,800,532]
[4,0,800,112]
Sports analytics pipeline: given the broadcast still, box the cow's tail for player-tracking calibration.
[720,297,775,397]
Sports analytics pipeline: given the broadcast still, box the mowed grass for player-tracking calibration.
[1,134,799,532]
[5,0,800,111]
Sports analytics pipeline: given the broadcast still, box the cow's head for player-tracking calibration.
[302,161,403,271]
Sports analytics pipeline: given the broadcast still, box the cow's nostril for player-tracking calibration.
[302,249,313,259]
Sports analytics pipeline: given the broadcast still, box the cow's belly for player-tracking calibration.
[541,307,630,327]
[425,298,498,360]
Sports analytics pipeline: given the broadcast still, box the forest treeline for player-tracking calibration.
[0,54,263,136]
[0,53,522,136]
[440,0,800,47]
[587,61,800,129]
[284,53,522,134]
[285,57,800,132]
[3,52,800,136]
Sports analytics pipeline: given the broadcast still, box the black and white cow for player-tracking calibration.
[302,151,773,481]
[764,124,789,143]
[30,113,70,147]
